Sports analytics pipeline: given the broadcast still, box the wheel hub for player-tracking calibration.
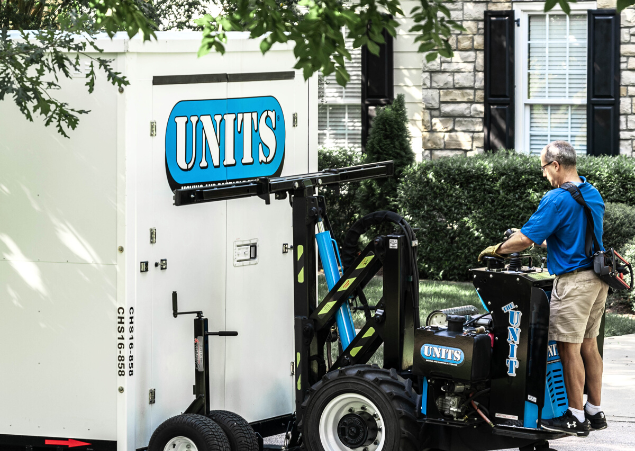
[163,436,198,451]
[337,412,378,448]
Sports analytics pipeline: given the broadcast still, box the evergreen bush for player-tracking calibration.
[603,203,635,252]
[357,94,414,215]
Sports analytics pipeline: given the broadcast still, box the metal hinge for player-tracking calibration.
[150,121,157,137]
[290,361,295,376]
[150,227,156,244]
[293,113,298,127]
[149,389,156,404]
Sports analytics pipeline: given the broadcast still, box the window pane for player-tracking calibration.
[528,105,587,154]
[318,104,362,149]
[529,73,547,98]
[549,15,567,40]
[529,43,546,70]
[529,15,546,40]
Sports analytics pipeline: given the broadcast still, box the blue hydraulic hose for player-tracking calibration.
[316,226,356,350]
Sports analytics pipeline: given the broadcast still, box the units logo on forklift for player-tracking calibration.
[421,344,465,366]
[165,96,286,189]
[506,309,522,377]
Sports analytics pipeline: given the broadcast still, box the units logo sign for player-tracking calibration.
[165,97,285,189]
[421,344,465,366]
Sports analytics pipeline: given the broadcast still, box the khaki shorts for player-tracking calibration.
[549,269,609,344]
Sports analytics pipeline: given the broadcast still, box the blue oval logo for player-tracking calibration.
[421,344,465,365]
[165,96,285,189]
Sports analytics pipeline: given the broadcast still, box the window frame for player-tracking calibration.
[513,1,596,154]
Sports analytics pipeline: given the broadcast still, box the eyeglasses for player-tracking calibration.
[541,161,555,172]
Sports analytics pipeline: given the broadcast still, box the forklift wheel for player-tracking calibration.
[148,414,230,451]
[208,410,259,451]
[300,365,419,451]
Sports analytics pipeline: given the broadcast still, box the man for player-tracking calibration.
[479,141,608,437]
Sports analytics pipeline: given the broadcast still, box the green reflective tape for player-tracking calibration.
[350,346,363,357]
[363,327,375,338]
[298,267,304,283]
[319,301,337,316]
[356,255,374,270]
[297,376,301,391]
[297,245,304,261]
[296,352,300,367]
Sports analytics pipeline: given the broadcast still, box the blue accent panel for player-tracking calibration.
[476,290,490,312]
[524,401,539,428]
[541,340,569,420]
[421,377,428,415]
[165,97,285,186]
[315,230,356,350]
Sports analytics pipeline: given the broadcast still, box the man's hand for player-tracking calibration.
[478,243,506,262]
[498,231,536,254]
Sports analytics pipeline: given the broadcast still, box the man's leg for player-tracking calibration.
[558,341,585,410]
[581,337,603,406]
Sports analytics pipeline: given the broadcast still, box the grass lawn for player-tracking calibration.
[318,276,635,342]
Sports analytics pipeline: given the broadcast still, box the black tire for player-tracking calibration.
[300,365,420,451]
[208,410,259,451]
[148,414,231,451]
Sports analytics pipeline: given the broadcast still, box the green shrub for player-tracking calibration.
[317,147,364,245]
[603,203,635,252]
[399,153,635,281]
[357,94,414,215]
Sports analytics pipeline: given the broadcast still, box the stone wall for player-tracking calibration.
[619,3,635,157]
[419,0,635,159]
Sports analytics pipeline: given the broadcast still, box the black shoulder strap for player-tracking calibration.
[560,182,601,258]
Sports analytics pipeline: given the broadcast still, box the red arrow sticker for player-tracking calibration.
[45,438,91,448]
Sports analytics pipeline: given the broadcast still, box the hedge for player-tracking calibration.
[398,154,635,281]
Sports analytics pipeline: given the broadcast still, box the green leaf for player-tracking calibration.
[617,0,635,11]
[558,0,571,14]
[426,52,438,62]
[544,0,559,12]
[366,39,381,56]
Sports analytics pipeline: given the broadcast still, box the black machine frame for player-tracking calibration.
[173,161,420,446]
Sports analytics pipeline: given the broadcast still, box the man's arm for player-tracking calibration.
[498,231,536,254]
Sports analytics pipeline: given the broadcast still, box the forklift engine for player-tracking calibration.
[414,314,492,421]
[413,253,571,438]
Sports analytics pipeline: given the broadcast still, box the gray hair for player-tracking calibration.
[543,141,577,168]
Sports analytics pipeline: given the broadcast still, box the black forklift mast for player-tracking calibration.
[173,161,418,443]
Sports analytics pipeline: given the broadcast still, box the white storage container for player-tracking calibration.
[0,31,317,451]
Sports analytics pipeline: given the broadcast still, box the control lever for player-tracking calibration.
[540,257,547,272]
[207,331,238,336]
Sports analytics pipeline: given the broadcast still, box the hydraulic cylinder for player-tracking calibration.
[315,221,356,350]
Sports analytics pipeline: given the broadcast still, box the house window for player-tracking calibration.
[515,2,595,154]
[318,42,362,149]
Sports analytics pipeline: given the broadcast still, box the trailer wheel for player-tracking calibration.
[300,365,419,451]
[208,410,258,451]
[148,414,230,451]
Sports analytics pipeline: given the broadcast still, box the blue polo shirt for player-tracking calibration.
[521,177,605,276]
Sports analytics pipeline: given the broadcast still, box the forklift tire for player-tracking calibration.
[300,365,419,451]
[208,410,259,451]
[148,414,230,451]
